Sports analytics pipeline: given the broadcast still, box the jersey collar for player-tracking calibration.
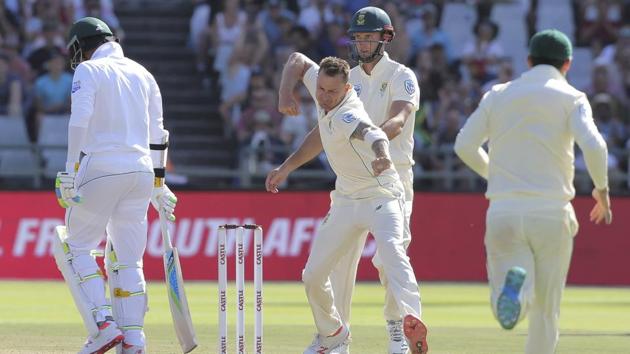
[360,51,390,78]
[321,88,357,119]
[522,64,567,83]
[91,41,125,60]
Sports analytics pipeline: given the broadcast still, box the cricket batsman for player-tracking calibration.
[328,7,427,354]
[53,17,177,354]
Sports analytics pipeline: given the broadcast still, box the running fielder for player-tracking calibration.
[266,54,427,354]
[455,29,612,354]
[328,7,425,354]
[53,17,176,354]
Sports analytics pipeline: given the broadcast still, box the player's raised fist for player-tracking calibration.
[278,89,301,116]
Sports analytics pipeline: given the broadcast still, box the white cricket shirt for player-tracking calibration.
[455,65,608,206]
[303,66,403,199]
[349,52,419,167]
[69,42,167,171]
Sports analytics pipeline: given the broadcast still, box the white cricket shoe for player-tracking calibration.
[78,320,124,354]
[303,325,350,354]
[115,341,145,354]
[387,320,410,354]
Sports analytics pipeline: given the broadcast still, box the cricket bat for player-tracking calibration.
[159,210,198,353]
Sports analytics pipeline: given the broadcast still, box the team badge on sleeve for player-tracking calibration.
[404,79,416,95]
[72,80,81,93]
[342,113,357,124]
[353,84,362,96]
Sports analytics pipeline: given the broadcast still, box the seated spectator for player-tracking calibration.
[482,59,514,93]
[23,0,66,47]
[34,51,72,116]
[430,103,467,189]
[591,93,627,150]
[297,0,333,39]
[237,86,282,143]
[0,54,23,117]
[577,0,623,49]
[189,0,211,58]
[219,48,252,138]
[316,20,346,59]
[1,36,34,85]
[289,25,318,61]
[0,1,20,37]
[26,20,65,76]
[461,20,504,85]
[382,2,410,65]
[575,94,625,190]
[210,0,247,83]
[71,0,124,40]
[280,86,317,151]
[243,110,286,176]
[235,13,270,70]
[586,63,626,108]
[408,3,453,63]
[256,0,296,54]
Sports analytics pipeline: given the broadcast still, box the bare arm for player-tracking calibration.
[380,100,415,140]
[278,52,318,116]
[265,126,323,192]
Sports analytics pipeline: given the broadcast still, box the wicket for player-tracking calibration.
[218,224,263,354]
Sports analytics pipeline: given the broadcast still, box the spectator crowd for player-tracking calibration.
[0,0,628,193]
[189,0,630,191]
[0,0,123,141]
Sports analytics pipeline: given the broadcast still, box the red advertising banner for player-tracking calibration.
[0,191,628,285]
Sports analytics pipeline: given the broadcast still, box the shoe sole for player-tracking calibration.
[403,315,428,354]
[497,267,526,330]
[92,334,124,354]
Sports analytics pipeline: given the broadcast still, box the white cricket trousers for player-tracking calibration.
[64,152,153,340]
[302,192,421,336]
[329,166,415,323]
[485,201,578,354]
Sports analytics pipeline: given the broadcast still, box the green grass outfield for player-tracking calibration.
[0,281,628,353]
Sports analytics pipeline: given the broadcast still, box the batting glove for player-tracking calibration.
[55,171,82,208]
[151,184,177,221]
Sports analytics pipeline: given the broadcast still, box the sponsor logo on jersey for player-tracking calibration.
[72,80,81,93]
[404,79,415,95]
[342,113,357,124]
[353,84,362,96]
[380,82,388,96]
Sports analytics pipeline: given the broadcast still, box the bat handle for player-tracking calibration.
[158,210,174,251]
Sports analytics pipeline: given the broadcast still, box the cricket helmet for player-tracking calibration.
[347,6,395,63]
[67,17,114,70]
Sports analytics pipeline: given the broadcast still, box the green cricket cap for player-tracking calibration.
[529,29,573,61]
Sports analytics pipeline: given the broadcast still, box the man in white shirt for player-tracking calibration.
[265,54,427,354]
[326,7,425,354]
[53,17,176,354]
[454,29,612,354]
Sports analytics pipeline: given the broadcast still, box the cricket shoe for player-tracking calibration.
[330,334,351,354]
[303,325,350,354]
[78,320,124,354]
[387,320,410,354]
[403,315,428,354]
[115,342,145,354]
[497,266,527,330]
